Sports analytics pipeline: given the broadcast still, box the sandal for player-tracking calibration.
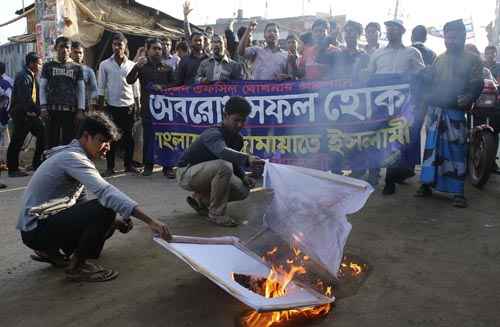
[66,263,119,282]
[414,185,432,198]
[30,250,69,268]
[452,196,468,208]
[186,196,209,216]
[207,215,239,227]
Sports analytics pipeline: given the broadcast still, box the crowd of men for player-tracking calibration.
[0,9,494,281]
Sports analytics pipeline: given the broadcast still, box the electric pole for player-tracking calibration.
[393,0,400,20]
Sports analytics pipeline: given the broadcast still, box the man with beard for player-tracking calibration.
[238,22,289,80]
[317,20,369,81]
[176,32,208,85]
[17,112,171,282]
[40,37,85,148]
[176,97,264,227]
[127,38,176,177]
[195,34,242,83]
[364,22,381,55]
[367,20,425,195]
[415,20,483,208]
[299,18,331,80]
[97,32,141,176]
[484,45,500,81]
[7,53,45,178]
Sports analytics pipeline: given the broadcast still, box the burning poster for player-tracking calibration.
[155,162,373,321]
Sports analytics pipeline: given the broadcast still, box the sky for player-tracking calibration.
[0,0,497,53]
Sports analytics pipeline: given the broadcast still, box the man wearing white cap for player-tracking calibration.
[367,19,425,195]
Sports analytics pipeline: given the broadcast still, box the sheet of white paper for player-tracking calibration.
[154,237,334,312]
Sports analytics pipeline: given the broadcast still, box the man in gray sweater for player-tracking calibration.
[17,112,171,282]
[176,96,264,227]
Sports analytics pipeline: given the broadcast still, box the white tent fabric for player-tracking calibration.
[263,163,373,278]
[154,236,334,312]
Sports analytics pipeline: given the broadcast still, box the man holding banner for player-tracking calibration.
[416,20,483,208]
[176,96,264,227]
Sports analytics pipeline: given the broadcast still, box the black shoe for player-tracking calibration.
[394,170,416,184]
[0,183,7,189]
[382,183,396,195]
[102,169,117,177]
[142,168,153,176]
[8,170,29,177]
[414,185,432,197]
[125,165,141,174]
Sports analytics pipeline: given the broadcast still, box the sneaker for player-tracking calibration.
[102,169,117,177]
[125,165,141,174]
[452,196,468,208]
[8,170,29,177]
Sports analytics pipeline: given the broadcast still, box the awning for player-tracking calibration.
[8,33,36,44]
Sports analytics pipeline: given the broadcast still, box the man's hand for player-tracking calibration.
[40,109,49,120]
[136,56,148,68]
[249,155,265,168]
[149,218,172,241]
[183,0,193,17]
[248,20,257,33]
[115,219,133,234]
[76,111,85,121]
[243,176,256,189]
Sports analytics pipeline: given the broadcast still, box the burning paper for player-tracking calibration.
[263,163,373,278]
[154,236,334,312]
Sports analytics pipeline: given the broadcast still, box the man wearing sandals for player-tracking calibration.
[176,96,264,227]
[415,20,484,208]
[16,112,171,282]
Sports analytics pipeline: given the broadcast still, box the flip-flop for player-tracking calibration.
[207,215,239,227]
[66,268,119,283]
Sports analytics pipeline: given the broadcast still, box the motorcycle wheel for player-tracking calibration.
[469,129,496,188]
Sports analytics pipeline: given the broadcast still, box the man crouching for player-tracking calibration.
[176,96,264,227]
[16,112,171,282]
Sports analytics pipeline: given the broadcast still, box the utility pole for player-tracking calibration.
[495,0,500,47]
[393,0,400,20]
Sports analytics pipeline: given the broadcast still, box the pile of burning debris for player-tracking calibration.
[235,242,369,327]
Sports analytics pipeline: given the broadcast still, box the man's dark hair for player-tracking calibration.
[77,112,121,142]
[264,23,279,33]
[25,52,40,66]
[312,19,329,31]
[287,33,299,42]
[485,45,497,53]
[365,22,381,32]
[191,32,204,40]
[71,41,84,49]
[55,36,71,48]
[112,32,127,44]
[224,96,252,116]
[344,20,363,36]
[145,37,162,50]
[412,25,427,43]
[237,26,247,41]
[443,19,466,35]
[0,62,5,75]
[176,41,189,53]
[300,32,313,46]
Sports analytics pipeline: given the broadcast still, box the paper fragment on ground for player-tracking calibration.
[154,236,334,312]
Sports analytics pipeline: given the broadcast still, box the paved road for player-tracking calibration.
[1,168,499,327]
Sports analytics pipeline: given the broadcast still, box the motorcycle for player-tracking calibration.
[467,77,500,188]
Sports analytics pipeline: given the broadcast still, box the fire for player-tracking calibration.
[340,261,365,276]
[239,247,333,327]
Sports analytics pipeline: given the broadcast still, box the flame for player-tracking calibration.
[340,262,364,276]
[240,247,333,327]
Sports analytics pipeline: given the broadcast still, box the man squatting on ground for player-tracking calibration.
[17,112,171,282]
[176,96,265,227]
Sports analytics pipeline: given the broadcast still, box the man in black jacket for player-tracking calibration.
[7,52,45,177]
[176,96,264,227]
